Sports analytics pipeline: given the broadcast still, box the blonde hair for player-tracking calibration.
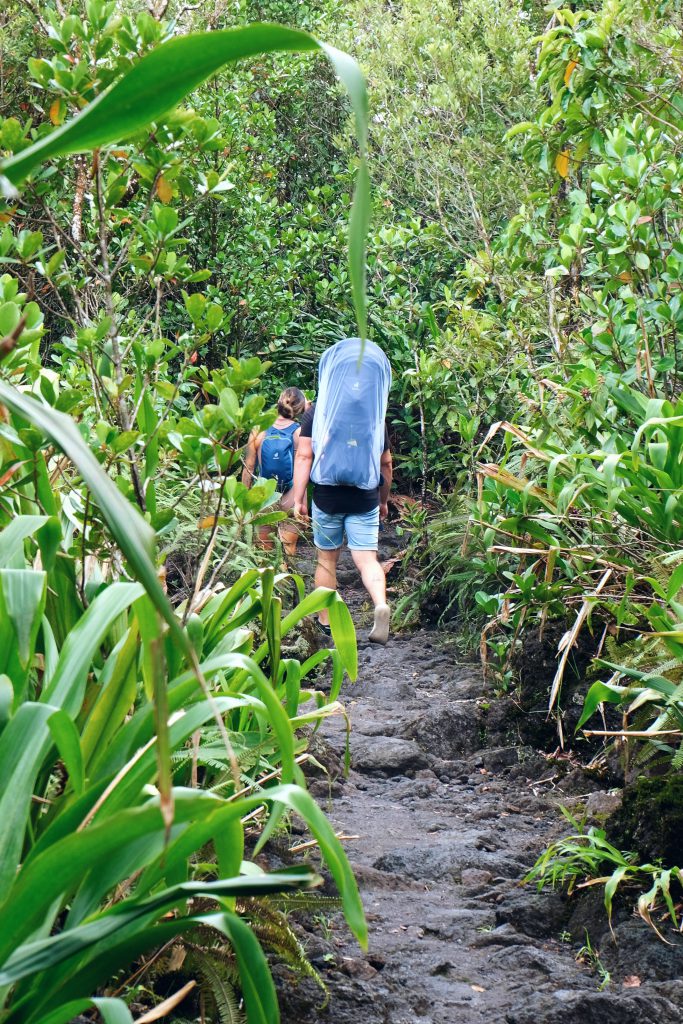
[277,387,306,420]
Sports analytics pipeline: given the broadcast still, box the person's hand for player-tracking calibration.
[379,502,389,520]
[294,498,309,522]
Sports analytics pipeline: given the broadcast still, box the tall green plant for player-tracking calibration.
[0,12,370,1022]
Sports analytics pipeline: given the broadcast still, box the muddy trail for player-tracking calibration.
[271,537,683,1024]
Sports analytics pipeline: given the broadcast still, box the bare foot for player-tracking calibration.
[369,603,390,645]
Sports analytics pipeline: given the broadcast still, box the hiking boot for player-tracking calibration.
[369,603,390,645]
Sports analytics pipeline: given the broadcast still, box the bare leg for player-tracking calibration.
[350,549,386,606]
[278,488,299,556]
[257,524,275,550]
[350,549,390,644]
[315,547,341,625]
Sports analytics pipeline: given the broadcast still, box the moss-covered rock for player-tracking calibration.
[611,775,683,865]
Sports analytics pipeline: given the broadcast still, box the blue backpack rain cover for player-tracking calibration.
[311,337,391,490]
[259,422,298,491]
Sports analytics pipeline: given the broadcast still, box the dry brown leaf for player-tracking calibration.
[564,59,578,86]
[471,984,486,992]
[156,175,173,203]
[0,461,24,487]
[555,150,570,178]
[381,551,405,574]
[49,98,65,126]
[623,976,641,988]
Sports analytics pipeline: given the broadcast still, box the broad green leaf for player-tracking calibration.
[604,864,630,922]
[42,582,143,715]
[136,806,244,898]
[0,673,12,726]
[80,623,140,770]
[576,680,625,731]
[0,792,223,958]
[0,568,46,669]
[0,869,318,985]
[0,384,184,650]
[48,710,84,796]
[666,561,683,601]
[26,917,213,1024]
[0,702,56,895]
[328,596,358,681]
[93,694,265,811]
[36,996,134,1024]
[0,515,48,568]
[219,911,279,1024]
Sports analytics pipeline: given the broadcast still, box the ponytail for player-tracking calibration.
[277,387,306,420]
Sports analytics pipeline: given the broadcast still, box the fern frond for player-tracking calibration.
[184,947,244,1024]
[238,899,327,1000]
[672,741,683,770]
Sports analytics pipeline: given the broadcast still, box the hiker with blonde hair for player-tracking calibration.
[242,386,307,555]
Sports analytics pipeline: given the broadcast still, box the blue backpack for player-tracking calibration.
[259,422,298,491]
[311,338,391,490]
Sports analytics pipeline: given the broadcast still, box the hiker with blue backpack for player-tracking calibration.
[291,337,393,645]
[242,387,307,555]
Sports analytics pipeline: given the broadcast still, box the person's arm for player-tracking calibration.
[241,430,259,488]
[379,448,393,519]
[292,436,313,519]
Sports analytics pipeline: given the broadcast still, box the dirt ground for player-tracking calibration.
[274,540,683,1024]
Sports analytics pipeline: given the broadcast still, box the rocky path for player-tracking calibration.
[277,543,683,1024]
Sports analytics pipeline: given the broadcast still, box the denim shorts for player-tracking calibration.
[312,503,379,551]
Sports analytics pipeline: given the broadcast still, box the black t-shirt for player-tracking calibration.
[300,404,390,515]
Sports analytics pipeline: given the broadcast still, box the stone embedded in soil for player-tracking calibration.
[584,789,623,818]
[495,889,569,938]
[400,701,482,758]
[373,836,529,883]
[461,868,494,889]
[471,923,537,948]
[505,988,683,1024]
[598,920,683,982]
[351,736,428,775]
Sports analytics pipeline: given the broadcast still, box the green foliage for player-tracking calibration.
[0,4,371,1021]
[400,0,683,771]
[526,808,683,941]
[0,463,364,1022]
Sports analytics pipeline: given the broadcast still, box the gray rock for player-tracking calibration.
[477,745,527,773]
[495,888,568,938]
[461,867,494,889]
[374,837,528,883]
[585,789,623,817]
[472,923,536,948]
[352,736,428,775]
[600,919,683,981]
[505,989,683,1024]
[401,701,482,758]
